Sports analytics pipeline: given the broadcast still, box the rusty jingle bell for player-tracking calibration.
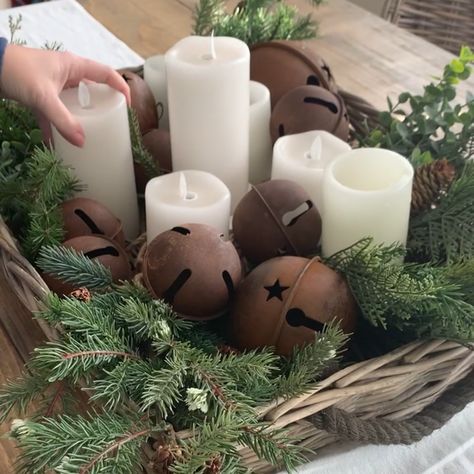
[229,256,357,356]
[142,223,242,320]
[270,85,350,144]
[61,197,125,247]
[43,235,131,295]
[232,180,322,264]
[119,69,158,135]
[250,40,338,108]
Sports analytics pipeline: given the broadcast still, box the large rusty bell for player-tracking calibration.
[142,223,242,320]
[232,180,322,264]
[43,235,131,295]
[61,197,125,247]
[229,256,357,356]
[270,85,350,143]
[250,40,338,108]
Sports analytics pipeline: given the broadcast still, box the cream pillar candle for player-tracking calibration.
[321,148,414,257]
[145,170,231,242]
[52,82,139,239]
[272,130,351,211]
[143,54,169,130]
[249,81,272,184]
[165,36,250,209]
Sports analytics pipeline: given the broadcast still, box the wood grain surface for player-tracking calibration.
[1,0,473,472]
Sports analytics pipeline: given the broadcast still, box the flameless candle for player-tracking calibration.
[52,82,139,239]
[143,54,169,130]
[165,35,250,209]
[145,170,231,242]
[249,81,272,184]
[271,130,351,212]
[321,148,414,257]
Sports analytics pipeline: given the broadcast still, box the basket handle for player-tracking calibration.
[309,371,474,444]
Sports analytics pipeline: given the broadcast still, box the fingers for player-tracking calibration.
[35,111,53,146]
[38,91,85,147]
[69,55,131,105]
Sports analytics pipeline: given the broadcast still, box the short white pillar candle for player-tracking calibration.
[272,130,351,212]
[143,54,169,130]
[321,148,414,257]
[165,35,250,210]
[145,170,231,242]
[249,81,272,184]
[52,82,139,240]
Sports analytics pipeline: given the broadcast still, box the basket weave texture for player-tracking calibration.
[0,89,473,473]
[383,0,474,55]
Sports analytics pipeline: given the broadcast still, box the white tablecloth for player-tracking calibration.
[1,1,473,473]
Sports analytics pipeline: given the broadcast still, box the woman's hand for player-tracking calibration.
[0,44,130,147]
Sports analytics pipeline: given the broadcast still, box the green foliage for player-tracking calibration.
[326,239,474,341]
[193,0,322,46]
[361,46,474,170]
[407,163,474,264]
[37,245,113,289]
[128,107,160,181]
[11,412,155,474]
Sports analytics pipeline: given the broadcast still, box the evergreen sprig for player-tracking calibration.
[11,412,157,474]
[326,239,474,341]
[407,162,474,263]
[361,46,474,169]
[37,245,113,289]
[193,0,322,46]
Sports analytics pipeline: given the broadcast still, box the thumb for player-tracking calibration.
[40,93,85,147]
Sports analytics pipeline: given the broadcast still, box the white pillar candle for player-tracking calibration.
[145,170,231,242]
[143,54,169,130]
[52,82,139,240]
[249,81,272,184]
[321,148,414,257]
[165,36,250,210]
[272,130,351,212]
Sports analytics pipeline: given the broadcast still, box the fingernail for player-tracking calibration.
[74,131,85,148]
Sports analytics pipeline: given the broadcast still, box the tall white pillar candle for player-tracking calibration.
[321,148,414,257]
[249,81,272,184]
[52,83,139,239]
[145,170,231,242]
[166,36,250,209]
[143,54,169,130]
[272,130,351,212]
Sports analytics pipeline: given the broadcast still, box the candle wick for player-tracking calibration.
[309,136,323,161]
[202,31,217,61]
[178,172,197,201]
[78,81,91,109]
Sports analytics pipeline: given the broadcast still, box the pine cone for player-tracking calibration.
[204,456,222,474]
[411,159,456,214]
[69,287,91,302]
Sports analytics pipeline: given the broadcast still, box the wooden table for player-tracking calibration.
[0,0,473,471]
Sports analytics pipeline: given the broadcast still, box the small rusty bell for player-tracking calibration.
[61,197,125,247]
[142,223,242,320]
[229,256,357,356]
[250,40,338,108]
[43,235,131,295]
[232,180,322,264]
[270,85,350,143]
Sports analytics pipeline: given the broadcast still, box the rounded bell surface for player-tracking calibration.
[61,197,125,247]
[250,40,338,108]
[119,69,158,134]
[143,223,242,320]
[230,256,357,356]
[232,180,322,264]
[270,85,350,143]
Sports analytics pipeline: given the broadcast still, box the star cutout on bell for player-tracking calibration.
[264,279,289,301]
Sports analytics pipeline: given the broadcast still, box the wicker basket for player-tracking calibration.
[1,89,473,473]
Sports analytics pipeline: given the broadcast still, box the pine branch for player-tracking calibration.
[278,322,347,398]
[0,372,50,423]
[37,245,113,289]
[128,107,160,180]
[12,412,156,474]
[193,0,225,36]
[408,162,474,263]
